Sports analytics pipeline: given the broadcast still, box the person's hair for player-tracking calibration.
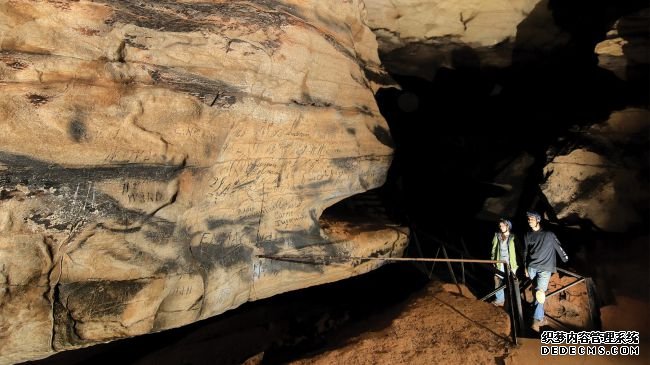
[498,219,511,241]
[526,211,542,222]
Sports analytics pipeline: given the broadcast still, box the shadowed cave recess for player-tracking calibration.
[15,0,650,364]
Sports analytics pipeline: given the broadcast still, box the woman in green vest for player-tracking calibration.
[491,218,518,306]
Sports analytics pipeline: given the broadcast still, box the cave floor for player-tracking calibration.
[280,279,649,365]
[283,280,514,365]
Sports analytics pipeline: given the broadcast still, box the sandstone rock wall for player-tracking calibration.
[595,8,649,82]
[364,0,568,78]
[0,1,407,363]
[541,108,649,232]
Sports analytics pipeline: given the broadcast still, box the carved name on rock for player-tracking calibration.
[0,1,407,363]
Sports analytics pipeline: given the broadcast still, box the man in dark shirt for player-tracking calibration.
[523,211,569,332]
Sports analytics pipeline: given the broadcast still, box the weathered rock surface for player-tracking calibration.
[364,0,568,78]
[541,108,650,232]
[0,1,407,363]
[595,8,649,82]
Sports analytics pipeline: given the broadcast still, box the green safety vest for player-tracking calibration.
[491,233,518,273]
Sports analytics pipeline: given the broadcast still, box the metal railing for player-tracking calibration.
[410,228,525,342]
[258,227,596,344]
[416,228,598,333]
[257,253,522,344]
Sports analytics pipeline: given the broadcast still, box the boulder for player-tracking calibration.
[541,108,649,232]
[0,1,407,363]
[595,8,649,82]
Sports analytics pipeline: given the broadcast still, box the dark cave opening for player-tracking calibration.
[22,1,649,364]
[364,0,649,273]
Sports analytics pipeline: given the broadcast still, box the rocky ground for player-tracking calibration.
[285,281,513,365]
[276,235,650,365]
[280,278,648,365]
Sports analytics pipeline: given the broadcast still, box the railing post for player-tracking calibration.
[585,278,602,330]
[428,246,441,279]
[504,263,518,345]
[410,229,434,278]
[509,270,524,340]
[460,253,465,285]
[441,245,462,295]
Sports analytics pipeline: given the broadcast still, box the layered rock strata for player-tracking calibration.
[363,0,567,78]
[0,1,407,363]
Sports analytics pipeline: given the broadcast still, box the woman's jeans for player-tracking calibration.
[494,272,506,303]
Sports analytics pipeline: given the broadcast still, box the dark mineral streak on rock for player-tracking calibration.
[356,105,375,116]
[68,119,87,143]
[63,280,149,318]
[254,229,349,275]
[53,279,149,345]
[142,219,176,242]
[147,66,240,107]
[52,295,82,350]
[2,55,29,69]
[330,156,360,170]
[0,152,184,186]
[27,94,49,107]
[206,215,260,231]
[362,67,395,87]
[372,125,394,148]
[124,34,148,50]
[0,152,182,231]
[201,243,253,270]
[29,213,70,231]
[101,0,290,33]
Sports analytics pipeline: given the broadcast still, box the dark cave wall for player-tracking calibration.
[374,0,649,234]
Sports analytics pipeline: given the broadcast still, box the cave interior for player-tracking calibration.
[20,0,649,364]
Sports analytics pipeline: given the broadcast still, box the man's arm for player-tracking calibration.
[551,233,569,263]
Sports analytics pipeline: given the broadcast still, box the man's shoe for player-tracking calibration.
[492,301,504,307]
